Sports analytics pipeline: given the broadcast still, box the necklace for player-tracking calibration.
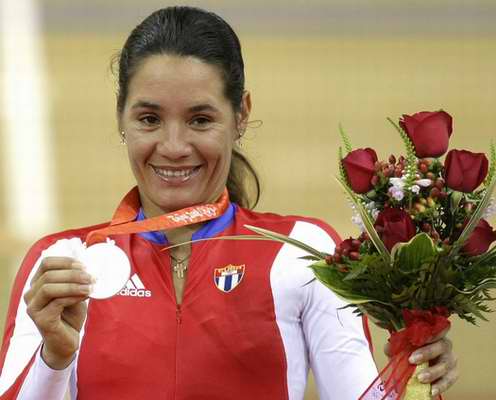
[170,254,190,279]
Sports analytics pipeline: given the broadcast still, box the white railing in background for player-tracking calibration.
[0,0,57,241]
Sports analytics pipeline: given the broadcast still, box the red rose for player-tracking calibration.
[374,208,416,251]
[399,111,452,158]
[444,149,488,192]
[462,219,496,256]
[341,148,378,194]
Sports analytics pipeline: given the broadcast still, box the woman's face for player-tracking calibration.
[119,54,250,216]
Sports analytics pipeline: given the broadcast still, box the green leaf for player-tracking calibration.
[310,262,393,306]
[299,255,323,261]
[450,191,464,213]
[343,263,368,281]
[485,141,495,186]
[447,278,496,295]
[339,123,353,154]
[335,177,391,264]
[244,225,326,259]
[453,174,496,252]
[392,233,437,272]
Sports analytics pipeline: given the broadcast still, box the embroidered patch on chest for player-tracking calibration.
[214,264,245,293]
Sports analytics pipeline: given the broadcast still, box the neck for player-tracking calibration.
[165,224,200,246]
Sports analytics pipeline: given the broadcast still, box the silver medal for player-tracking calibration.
[80,239,131,299]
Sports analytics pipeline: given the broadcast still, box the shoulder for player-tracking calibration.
[235,206,342,247]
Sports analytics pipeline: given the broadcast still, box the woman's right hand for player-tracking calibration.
[24,257,94,369]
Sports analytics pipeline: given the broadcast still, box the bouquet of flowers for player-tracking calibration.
[247,110,496,399]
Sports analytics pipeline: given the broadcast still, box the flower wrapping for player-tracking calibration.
[360,308,450,400]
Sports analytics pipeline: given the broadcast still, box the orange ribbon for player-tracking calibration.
[86,186,229,245]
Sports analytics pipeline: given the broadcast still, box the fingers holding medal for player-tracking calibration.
[24,256,94,369]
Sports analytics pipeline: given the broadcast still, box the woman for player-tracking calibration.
[0,6,457,399]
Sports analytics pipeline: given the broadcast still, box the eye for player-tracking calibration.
[139,114,160,127]
[190,115,212,129]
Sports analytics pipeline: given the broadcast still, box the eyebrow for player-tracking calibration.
[188,104,220,114]
[131,100,162,111]
[131,100,220,114]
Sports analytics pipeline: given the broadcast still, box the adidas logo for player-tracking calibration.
[119,273,152,298]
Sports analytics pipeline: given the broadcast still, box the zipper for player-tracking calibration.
[176,304,182,324]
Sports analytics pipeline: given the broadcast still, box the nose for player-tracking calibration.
[155,122,193,159]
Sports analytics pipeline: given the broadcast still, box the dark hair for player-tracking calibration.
[115,6,260,208]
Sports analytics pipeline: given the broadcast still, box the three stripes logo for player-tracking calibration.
[119,273,152,298]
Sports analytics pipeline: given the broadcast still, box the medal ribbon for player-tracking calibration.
[86,187,229,246]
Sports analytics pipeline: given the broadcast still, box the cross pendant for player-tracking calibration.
[173,262,186,279]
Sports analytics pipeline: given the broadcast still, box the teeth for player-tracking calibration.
[153,166,196,180]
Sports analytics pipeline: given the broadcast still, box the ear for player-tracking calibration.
[236,90,252,136]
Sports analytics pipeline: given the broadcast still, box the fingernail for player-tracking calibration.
[409,353,422,364]
[80,284,91,294]
[431,387,439,396]
[417,372,430,383]
[73,261,87,271]
[81,273,93,284]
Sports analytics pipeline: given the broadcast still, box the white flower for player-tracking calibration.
[389,177,406,189]
[410,185,420,194]
[389,186,405,201]
[482,197,496,219]
[415,179,432,187]
[351,213,365,232]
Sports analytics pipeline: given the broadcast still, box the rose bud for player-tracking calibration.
[389,154,396,164]
[462,219,496,256]
[464,202,474,213]
[349,252,361,261]
[419,163,429,174]
[444,149,489,193]
[399,110,453,158]
[430,187,440,198]
[435,178,445,189]
[325,255,334,265]
[422,223,432,233]
[342,148,378,193]
[334,254,342,263]
[415,204,426,213]
[351,239,362,250]
[370,175,380,186]
[374,208,417,251]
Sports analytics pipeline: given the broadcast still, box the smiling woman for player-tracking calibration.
[0,5,458,400]
[121,54,251,217]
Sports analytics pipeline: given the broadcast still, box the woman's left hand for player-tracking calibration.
[384,327,459,397]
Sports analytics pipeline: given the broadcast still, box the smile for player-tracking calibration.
[151,165,201,183]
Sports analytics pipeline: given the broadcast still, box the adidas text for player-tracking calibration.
[119,288,152,297]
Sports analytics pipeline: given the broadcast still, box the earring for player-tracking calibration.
[237,127,246,147]
[120,131,126,145]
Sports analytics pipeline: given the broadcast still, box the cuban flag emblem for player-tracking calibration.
[214,264,245,293]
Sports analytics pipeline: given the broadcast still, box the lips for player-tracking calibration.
[151,165,201,183]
